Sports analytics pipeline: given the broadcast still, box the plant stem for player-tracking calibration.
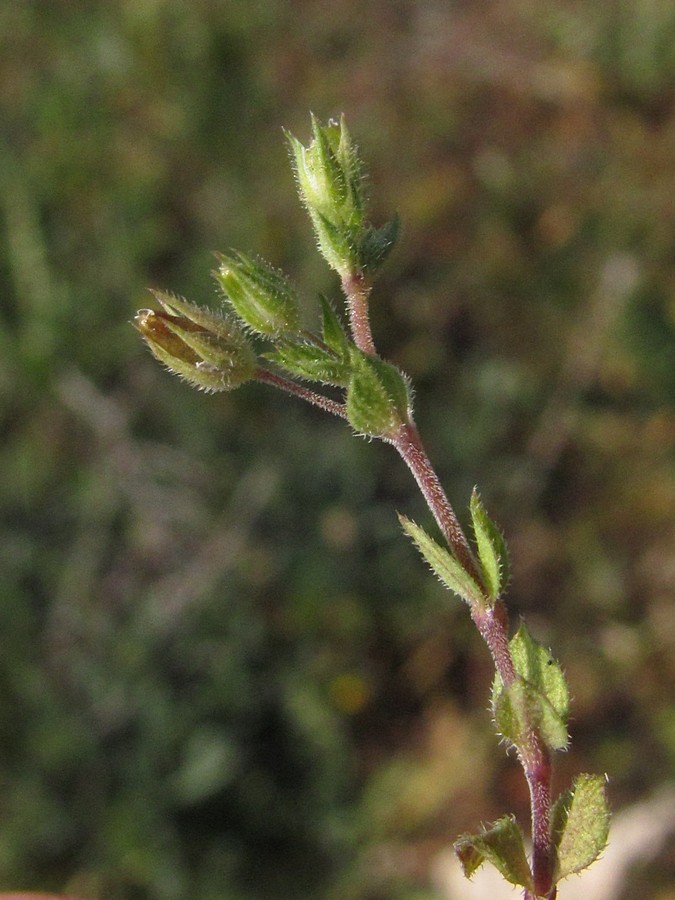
[261,289,557,895]
[471,600,516,685]
[388,421,482,586]
[342,270,377,355]
[524,747,556,900]
[255,368,347,419]
[389,419,555,899]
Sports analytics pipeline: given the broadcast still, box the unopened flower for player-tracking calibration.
[286,115,399,277]
[286,115,365,276]
[135,291,257,392]
[213,251,300,337]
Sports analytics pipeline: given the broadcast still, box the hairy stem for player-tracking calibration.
[259,326,557,896]
[524,746,556,900]
[388,421,482,586]
[255,368,347,419]
[390,419,555,899]
[472,600,516,685]
[342,270,377,355]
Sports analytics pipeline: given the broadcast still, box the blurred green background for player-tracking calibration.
[1,1,674,898]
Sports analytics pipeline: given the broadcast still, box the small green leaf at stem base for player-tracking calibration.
[454,815,534,891]
[552,774,610,883]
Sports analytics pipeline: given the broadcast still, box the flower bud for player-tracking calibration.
[135,291,257,392]
[213,251,300,337]
[286,115,366,276]
[346,348,412,437]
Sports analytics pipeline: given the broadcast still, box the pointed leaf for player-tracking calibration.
[454,816,533,890]
[398,515,484,607]
[469,489,510,601]
[359,213,400,273]
[319,295,351,356]
[552,774,610,882]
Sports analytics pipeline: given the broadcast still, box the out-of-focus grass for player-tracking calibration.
[0,1,673,897]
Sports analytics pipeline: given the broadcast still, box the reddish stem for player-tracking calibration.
[342,270,377,355]
[254,368,347,419]
[260,286,557,896]
[389,420,555,899]
[388,422,482,587]
[523,747,556,899]
[472,600,516,686]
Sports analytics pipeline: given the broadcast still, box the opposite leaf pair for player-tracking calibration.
[456,774,610,893]
[399,488,509,610]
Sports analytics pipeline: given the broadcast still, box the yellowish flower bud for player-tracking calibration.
[135,292,257,392]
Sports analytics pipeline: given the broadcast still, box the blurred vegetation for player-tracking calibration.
[0,1,674,898]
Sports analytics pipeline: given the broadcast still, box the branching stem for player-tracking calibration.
[269,266,558,899]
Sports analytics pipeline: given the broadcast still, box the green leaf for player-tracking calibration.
[454,815,533,890]
[264,337,351,386]
[493,677,569,751]
[552,774,610,882]
[359,214,400,273]
[398,514,485,607]
[346,349,411,437]
[469,489,510,601]
[494,624,569,723]
[319,295,351,356]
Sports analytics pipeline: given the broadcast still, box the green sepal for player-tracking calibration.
[469,489,510,602]
[552,774,610,882]
[346,349,411,437]
[493,676,569,751]
[316,208,362,276]
[493,624,569,725]
[264,337,351,387]
[358,213,400,273]
[454,815,533,891]
[398,514,485,608]
[308,113,364,219]
[213,251,300,337]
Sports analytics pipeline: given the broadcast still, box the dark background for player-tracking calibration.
[1,1,673,897]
